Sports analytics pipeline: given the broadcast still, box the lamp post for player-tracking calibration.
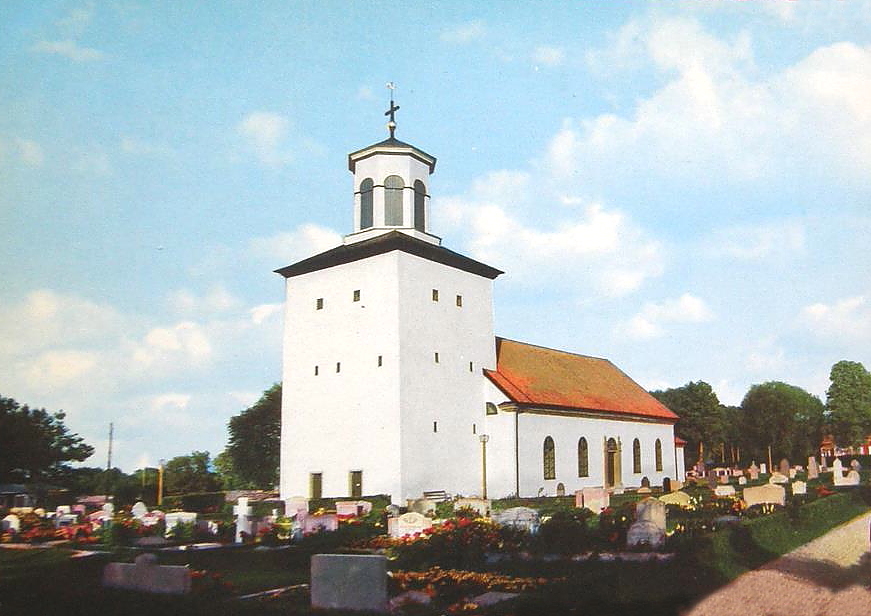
[479,434,489,499]
[157,459,165,506]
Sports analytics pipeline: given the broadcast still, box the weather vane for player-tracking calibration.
[385,82,399,138]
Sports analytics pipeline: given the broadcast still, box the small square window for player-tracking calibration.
[377,355,383,367]
[314,365,319,376]
[336,362,341,373]
[434,352,439,363]
[353,290,360,302]
[316,298,324,310]
[456,295,463,307]
[432,289,439,302]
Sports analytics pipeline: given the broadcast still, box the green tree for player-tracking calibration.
[826,360,871,448]
[0,395,94,482]
[741,381,824,462]
[222,383,281,489]
[650,381,723,467]
[163,451,220,495]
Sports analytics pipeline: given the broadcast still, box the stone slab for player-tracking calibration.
[743,483,786,508]
[310,554,387,613]
[102,553,191,594]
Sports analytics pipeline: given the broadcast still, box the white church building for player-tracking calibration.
[277,107,684,504]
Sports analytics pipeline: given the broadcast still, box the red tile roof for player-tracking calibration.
[485,337,679,422]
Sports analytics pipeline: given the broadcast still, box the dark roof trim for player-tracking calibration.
[275,231,503,280]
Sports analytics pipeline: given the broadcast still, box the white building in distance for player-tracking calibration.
[277,111,683,504]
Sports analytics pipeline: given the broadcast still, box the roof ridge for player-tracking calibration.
[495,335,614,364]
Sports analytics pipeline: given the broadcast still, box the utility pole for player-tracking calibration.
[106,422,114,470]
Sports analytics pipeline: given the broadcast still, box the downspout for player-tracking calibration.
[514,409,520,497]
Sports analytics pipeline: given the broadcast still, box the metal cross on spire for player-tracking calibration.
[385,82,399,138]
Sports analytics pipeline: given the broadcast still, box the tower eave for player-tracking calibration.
[348,138,437,173]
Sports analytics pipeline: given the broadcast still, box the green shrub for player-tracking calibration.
[534,509,595,555]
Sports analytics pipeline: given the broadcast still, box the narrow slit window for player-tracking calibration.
[472,423,477,434]
[434,352,439,363]
[377,355,383,367]
[432,289,439,301]
[469,361,474,372]
[353,290,360,302]
[456,295,463,307]
[433,421,438,433]
[316,298,324,310]
[336,362,341,373]
[314,365,319,376]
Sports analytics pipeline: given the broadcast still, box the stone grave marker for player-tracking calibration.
[792,481,807,496]
[662,477,672,493]
[732,469,743,477]
[714,485,736,497]
[234,497,253,542]
[55,513,78,528]
[164,511,197,537]
[658,491,692,508]
[2,514,20,534]
[768,472,788,484]
[743,484,786,508]
[748,463,760,481]
[310,554,387,613]
[807,456,820,480]
[832,459,846,484]
[335,500,373,518]
[492,507,540,534]
[850,459,862,471]
[303,512,339,534]
[407,498,437,516]
[56,505,72,515]
[575,487,610,513]
[707,473,718,489]
[840,470,861,486]
[284,496,308,519]
[131,501,148,520]
[779,458,790,476]
[626,497,666,549]
[388,512,432,538]
[788,469,796,478]
[760,463,767,475]
[102,553,191,595]
[72,504,86,515]
[738,476,747,485]
[454,497,490,517]
[102,502,114,516]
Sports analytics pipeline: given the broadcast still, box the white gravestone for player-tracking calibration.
[407,498,438,516]
[768,472,789,484]
[748,463,760,481]
[626,498,666,549]
[738,476,747,485]
[454,497,490,517]
[388,512,432,538]
[284,496,308,519]
[850,459,861,471]
[102,502,115,516]
[164,511,197,537]
[311,554,387,613]
[842,470,861,486]
[131,501,148,520]
[234,497,254,542]
[302,512,339,534]
[760,463,767,475]
[659,491,692,508]
[575,487,610,513]
[335,500,373,518]
[2,514,20,534]
[789,469,797,479]
[743,484,786,508]
[102,553,191,595]
[492,507,540,534]
[714,485,736,497]
[791,481,807,496]
[807,456,820,480]
[56,505,72,515]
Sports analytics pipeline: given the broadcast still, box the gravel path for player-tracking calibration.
[686,509,871,616]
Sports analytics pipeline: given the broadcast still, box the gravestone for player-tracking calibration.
[850,459,861,471]
[492,507,540,534]
[388,512,432,538]
[748,463,760,481]
[714,485,736,497]
[56,505,72,515]
[2,514,20,534]
[102,553,191,595]
[662,477,672,493]
[832,458,846,485]
[840,470,861,486]
[102,502,114,516]
[407,498,437,516]
[707,474,718,489]
[792,481,807,496]
[789,468,797,479]
[658,491,692,508]
[303,512,339,534]
[759,463,767,475]
[743,484,786,508]
[779,458,790,476]
[626,498,666,549]
[131,501,148,520]
[807,456,820,480]
[335,500,373,518]
[732,469,743,477]
[72,504,86,515]
[575,487,610,513]
[454,497,490,517]
[640,476,650,489]
[738,476,747,485]
[718,474,730,485]
[310,554,387,613]
[164,511,197,537]
[55,513,78,528]
[768,472,788,484]
[234,497,253,542]
[284,496,308,519]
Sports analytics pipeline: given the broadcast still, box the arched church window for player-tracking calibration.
[485,402,498,415]
[543,436,555,480]
[413,180,426,232]
[633,438,641,474]
[578,437,589,477]
[655,439,663,472]
[385,175,404,225]
[360,178,374,229]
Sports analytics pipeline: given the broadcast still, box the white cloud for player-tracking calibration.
[22,349,98,388]
[250,223,341,265]
[799,296,871,343]
[120,136,173,157]
[237,112,292,167]
[132,322,212,368]
[557,18,871,188]
[440,21,486,44]
[168,285,241,315]
[16,139,44,166]
[623,293,714,339]
[32,39,104,61]
[707,220,805,260]
[250,303,282,325]
[532,45,565,67]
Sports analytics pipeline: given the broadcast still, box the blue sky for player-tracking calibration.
[1,1,869,473]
